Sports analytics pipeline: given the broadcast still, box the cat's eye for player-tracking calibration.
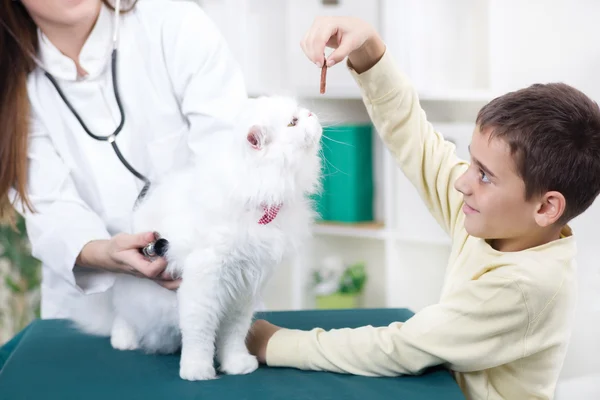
[288,117,298,127]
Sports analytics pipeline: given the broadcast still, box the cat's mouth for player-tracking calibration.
[302,133,321,150]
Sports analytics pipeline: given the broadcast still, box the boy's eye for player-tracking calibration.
[480,170,491,183]
[287,117,298,127]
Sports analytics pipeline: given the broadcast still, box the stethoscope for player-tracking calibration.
[44,0,151,204]
[1,1,168,257]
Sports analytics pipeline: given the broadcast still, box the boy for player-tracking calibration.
[246,16,600,400]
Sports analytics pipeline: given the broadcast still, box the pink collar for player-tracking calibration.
[258,204,281,225]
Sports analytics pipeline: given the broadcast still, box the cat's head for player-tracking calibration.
[235,95,322,200]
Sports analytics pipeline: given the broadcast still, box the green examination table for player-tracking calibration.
[0,308,465,399]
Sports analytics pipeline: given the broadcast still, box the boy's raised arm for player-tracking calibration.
[348,49,468,236]
[301,17,467,235]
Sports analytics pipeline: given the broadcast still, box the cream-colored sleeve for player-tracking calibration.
[266,272,529,376]
[348,50,469,236]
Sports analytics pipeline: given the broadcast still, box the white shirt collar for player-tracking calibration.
[37,3,114,81]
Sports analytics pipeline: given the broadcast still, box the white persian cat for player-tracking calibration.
[70,96,322,381]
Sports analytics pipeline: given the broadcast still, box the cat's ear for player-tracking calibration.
[247,125,266,150]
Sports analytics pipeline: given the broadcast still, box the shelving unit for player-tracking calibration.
[197,0,491,312]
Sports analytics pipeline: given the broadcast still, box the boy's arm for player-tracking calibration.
[349,50,469,236]
[265,272,529,376]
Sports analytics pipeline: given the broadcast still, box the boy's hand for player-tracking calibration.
[300,16,386,73]
[247,319,282,364]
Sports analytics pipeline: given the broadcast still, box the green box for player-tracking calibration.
[313,124,374,223]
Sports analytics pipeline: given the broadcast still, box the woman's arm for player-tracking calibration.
[14,120,174,292]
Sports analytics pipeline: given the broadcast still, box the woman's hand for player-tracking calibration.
[77,232,180,290]
[300,16,386,73]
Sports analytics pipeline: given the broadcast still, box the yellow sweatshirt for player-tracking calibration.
[266,51,578,400]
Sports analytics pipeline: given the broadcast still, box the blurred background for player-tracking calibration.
[1,0,599,397]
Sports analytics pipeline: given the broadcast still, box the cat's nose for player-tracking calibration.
[308,112,312,117]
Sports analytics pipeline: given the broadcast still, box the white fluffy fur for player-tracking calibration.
[69,96,322,381]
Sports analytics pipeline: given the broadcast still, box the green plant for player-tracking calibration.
[337,262,367,295]
[0,215,42,343]
[313,260,367,310]
[313,258,367,296]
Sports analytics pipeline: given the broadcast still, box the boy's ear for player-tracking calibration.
[534,191,566,227]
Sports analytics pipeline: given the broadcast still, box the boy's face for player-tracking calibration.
[454,127,541,240]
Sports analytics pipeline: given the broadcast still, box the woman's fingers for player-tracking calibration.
[129,255,168,279]
[155,278,181,291]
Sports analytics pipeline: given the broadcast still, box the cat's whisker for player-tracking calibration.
[323,160,349,177]
[320,120,347,128]
[320,171,344,178]
[317,144,349,177]
[321,134,355,147]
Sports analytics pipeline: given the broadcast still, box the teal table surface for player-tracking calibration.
[0,308,465,400]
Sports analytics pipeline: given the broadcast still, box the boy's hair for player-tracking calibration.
[476,82,600,224]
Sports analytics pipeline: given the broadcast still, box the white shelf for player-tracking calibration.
[288,87,361,100]
[418,89,497,103]
[312,222,452,246]
[289,88,496,103]
[391,233,451,246]
[312,221,387,240]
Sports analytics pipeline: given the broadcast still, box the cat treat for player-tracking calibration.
[320,63,327,94]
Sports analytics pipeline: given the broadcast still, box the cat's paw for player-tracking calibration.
[219,353,259,375]
[110,326,139,351]
[179,359,217,381]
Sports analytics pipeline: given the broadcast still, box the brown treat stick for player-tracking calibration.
[320,63,327,94]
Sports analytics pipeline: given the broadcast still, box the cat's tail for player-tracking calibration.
[68,289,115,337]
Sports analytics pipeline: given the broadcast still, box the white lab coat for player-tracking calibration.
[12,0,248,319]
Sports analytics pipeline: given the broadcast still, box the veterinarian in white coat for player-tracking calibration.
[0,0,247,319]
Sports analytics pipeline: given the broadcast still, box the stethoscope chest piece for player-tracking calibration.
[140,232,169,258]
